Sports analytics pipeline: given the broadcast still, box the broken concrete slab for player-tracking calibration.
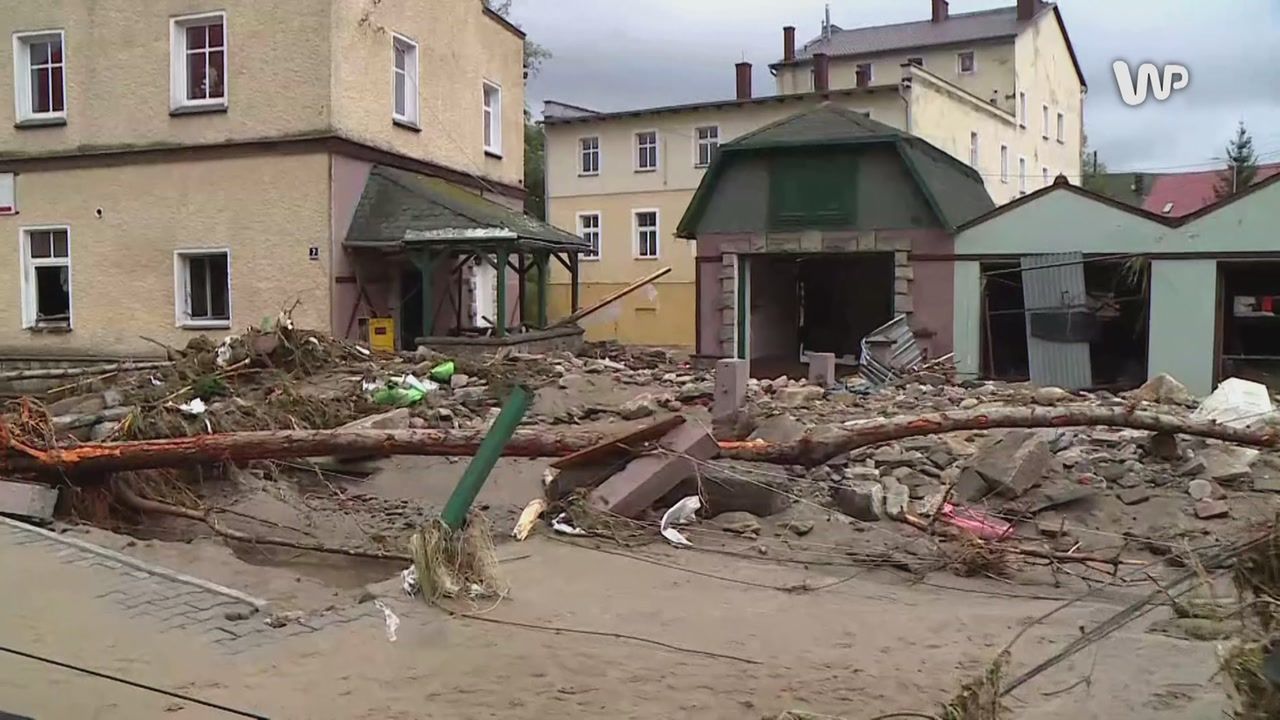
[1193,498,1230,520]
[589,423,719,519]
[713,511,762,535]
[0,479,58,524]
[1176,456,1207,477]
[1131,373,1195,406]
[674,460,794,518]
[883,485,910,520]
[1198,446,1259,483]
[748,414,807,445]
[807,353,836,388]
[1032,386,1072,406]
[1253,476,1280,493]
[832,481,884,521]
[968,431,1052,499]
[713,359,747,419]
[1192,377,1273,429]
[1118,488,1151,506]
[1187,479,1215,501]
[775,385,824,407]
[1146,432,1181,461]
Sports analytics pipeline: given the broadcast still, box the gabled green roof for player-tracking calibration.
[345,165,587,250]
[677,103,994,236]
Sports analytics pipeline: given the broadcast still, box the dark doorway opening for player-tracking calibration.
[1218,260,1280,388]
[398,266,424,351]
[980,262,1029,380]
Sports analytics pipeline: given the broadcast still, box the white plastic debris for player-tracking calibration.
[214,337,235,368]
[1192,377,1274,429]
[659,496,701,548]
[176,398,207,416]
[401,565,420,597]
[511,498,547,541]
[542,467,558,488]
[374,600,400,642]
[551,512,588,536]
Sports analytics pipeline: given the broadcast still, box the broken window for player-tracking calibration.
[21,228,71,328]
[177,251,230,326]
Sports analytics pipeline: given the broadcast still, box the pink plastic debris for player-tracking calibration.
[939,502,1014,541]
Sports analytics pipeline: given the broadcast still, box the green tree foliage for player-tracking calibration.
[1215,121,1259,199]
[1080,133,1108,192]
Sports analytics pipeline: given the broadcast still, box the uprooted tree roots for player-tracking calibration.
[943,653,1008,720]
[409,514,506,602]
[1222,519,1280,717]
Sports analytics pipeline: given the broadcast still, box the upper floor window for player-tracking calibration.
[14,31,66,124]
[580,136,600,175]
[636,131,658,171]
[999,144,1009,183]
[969,132,979,168]
[855,62,873,87]
[634,210,659,258]
[1056,112,1066,143]
[170,12,226,112]
[483,81,502,156]
[1041,104,1050,139]
[1017,91,1027,128]
[1042,166,1050,186]
[577,212,601,260]
[1018,156,1028,195]
[20,226,71,330]
[957,51,975,75]
[392,34,419,127]
[906,57,924,67]
[694,126,719,168]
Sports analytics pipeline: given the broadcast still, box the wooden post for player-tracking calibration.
[495,248,508,337]
[570,253,581,313]
[536,251,549,328]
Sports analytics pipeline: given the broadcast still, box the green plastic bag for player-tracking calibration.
[372,386,425,407]
[429,360,456,383]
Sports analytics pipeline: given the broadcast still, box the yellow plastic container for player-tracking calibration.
[367,317,396,353]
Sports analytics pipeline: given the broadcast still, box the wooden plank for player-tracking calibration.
[549,415,685,470]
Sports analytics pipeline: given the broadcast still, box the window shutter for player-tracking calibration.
[769,152,856,230]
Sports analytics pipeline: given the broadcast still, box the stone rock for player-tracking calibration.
[883,485,910,520]
[1187,479,1216,500]
[1032,386,1072,406]
[434,407,455,422]
[1176,456,1207,477]
[775,385,824,407]
[1253,476,1280,493]
[926,448,956,469]
[894,470,936,500]
[223,607,256,622]
[1097,462,1128,483]
[713,511,762,535]
[843,466,880,483]
[915,371,946,386]
[692,460,793,518]
[1107,470,1142,489]
[967,431,1052,499]
[677,382,714,401]
[1146,432,1181,461]
[1131,373,1195,406]
[958,397,980,410]
[88,422,117,441]
[47,393,106,417]
[1193,498,1230,519]
[618,396,658,420]
[450,373,471,389]
[452,387,488,404]
[807,466,838,484]
[953,467,991,503]
[832,481,884,521]
[1199,446,1259,483]
[1118,488,1151,506]
[787,521,815,537]
[871,446,926,470]
[102,389,126,409]
[749,414,807,445]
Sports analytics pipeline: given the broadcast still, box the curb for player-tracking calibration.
[0,515,269,609]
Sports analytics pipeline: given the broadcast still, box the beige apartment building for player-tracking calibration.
[544,0,1086,348]
[0,0,543,358]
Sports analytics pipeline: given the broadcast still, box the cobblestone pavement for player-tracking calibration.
[0,517,378,656]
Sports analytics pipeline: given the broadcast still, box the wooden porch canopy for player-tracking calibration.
[344,165,589,337]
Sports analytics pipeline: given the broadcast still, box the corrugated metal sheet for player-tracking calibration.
[1021,253,1093,390]
[859,314,923,386]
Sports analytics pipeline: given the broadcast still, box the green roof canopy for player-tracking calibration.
[345,165,587,251]
[677,103,994,236]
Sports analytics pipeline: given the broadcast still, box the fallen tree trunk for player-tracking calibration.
[719,406,1280,466]
[0,361,172,381]
[1,427,610,476]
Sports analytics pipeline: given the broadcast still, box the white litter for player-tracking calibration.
[214,337,235,368]
[1192,377,1275,429]
[511,498,547,541]
[551,512,588,536]
[176,398,207,416]
[374,600,400,642]
[401,565,420,597]
[659,496,701,548]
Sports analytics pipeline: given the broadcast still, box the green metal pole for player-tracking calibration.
[439,385,532,530]
[495,249,508,337]
[410,251,436,338]
[536,251,549,328]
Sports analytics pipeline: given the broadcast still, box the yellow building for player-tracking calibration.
[0,0,547,358]
[544,0,1085,350]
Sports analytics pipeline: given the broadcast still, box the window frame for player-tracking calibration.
[1017,91,1027,128]
[579,136,600,176]
[391,33,420,128]
[693,125,720,168]
[969,131,979,168]
[635,130,659,172]
[1041,103,1050,139]
[482,80,503,156]
[576,211,601,261]
[173,248,232,329]
[633,208,660,259]
[1042,166,1051,186]
[12,29,67,125]
[956,50,976,75]
[19,225,72,330]
[906,56,925,68]
[1018,156,1028,195]
[999,144,1009,183]
[169,11,228,113]
[854,62,873,86]
[1056,111,1066,143]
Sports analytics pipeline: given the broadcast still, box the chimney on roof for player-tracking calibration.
[735,62,753,100]
[932,0,950,22]
[783,26,796,62]
[813,52,830,92]
[1017,0,1036,21]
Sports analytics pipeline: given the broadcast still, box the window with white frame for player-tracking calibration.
[694,126,719,167]
[13,31,66,123]
[636,131,658,171]
[634,210,659,258]
[969,131,979,168]
[1018,91,1027,128]
[999,145,1009,182]
[906,56,924,67]
[20,227,71,329]
[392,34,419,126]
[483,81,502,155]
[577,212,601,260]
[1042,166,1050,186]
[855,62,873,86]
[1056,111,1065,143]
[170,12,226,110]
[1041,104,1050,138]
[1018,156,1028,195]
[957,51,975,74]
[579,136,600,175]
[175,251,230,327]
[0,173,16,215]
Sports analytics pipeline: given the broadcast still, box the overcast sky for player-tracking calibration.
[510,0,1280,173]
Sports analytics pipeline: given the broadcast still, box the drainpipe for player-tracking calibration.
[899,72,912,135]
